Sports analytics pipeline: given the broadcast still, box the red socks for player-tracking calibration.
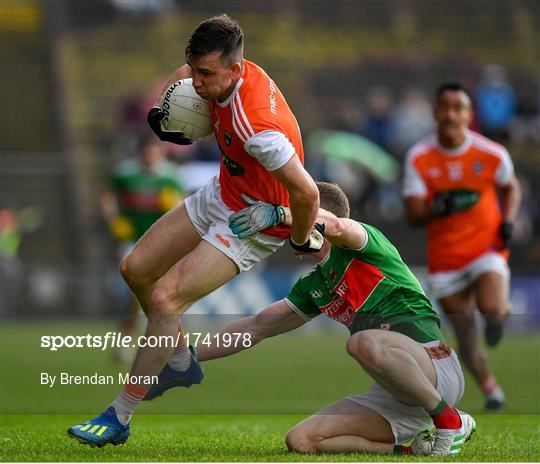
[393,445,412,454]
[429,399,461,429]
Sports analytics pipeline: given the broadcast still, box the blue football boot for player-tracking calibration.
[67,406,130,447]
[143,345,204,401]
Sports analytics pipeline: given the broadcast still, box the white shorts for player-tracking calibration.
[428,251,510,299]
[184,176,285,272]
[347,341,465,445]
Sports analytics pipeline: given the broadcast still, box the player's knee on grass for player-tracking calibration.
[346,330,385,369]
[285,428,317,454]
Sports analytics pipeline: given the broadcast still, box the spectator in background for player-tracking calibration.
[114,86,148,158]
[100,134,185,362]
[475,64,515,143]
[510,75,540,145]
[389,87,435,158]
[361,86,394,152]
[0,207,42,314]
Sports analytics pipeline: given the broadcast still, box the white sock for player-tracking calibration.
[109,384,148,426]
[167,344,192,371]
[487,385,505,403]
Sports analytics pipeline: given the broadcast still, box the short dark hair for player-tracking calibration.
[185,14,244,66]
[316,182,350,218]
[435,82,472,104]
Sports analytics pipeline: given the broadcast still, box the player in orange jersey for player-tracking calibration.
[402,82,522,412]
[68,14,320,447]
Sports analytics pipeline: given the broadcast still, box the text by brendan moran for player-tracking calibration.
[40,372,158,388]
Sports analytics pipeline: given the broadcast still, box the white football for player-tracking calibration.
[160,78,213,141]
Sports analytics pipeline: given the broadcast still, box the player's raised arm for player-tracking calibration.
[196,300,307,361]
[271,156,319,247]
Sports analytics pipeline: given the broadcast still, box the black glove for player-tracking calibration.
[432,189,480,217]
[499,221,513,248]
[289,223,325,253]
[147,107,192,145]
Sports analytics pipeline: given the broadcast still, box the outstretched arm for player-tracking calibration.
[196,300,307,362]
[312,208,367,249]
[229,199,367,250]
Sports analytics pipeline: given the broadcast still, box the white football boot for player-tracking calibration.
[432,410,477,455]
[410,429,434,455]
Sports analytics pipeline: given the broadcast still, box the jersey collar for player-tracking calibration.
[435,130,473,156]
[216,77,244,108]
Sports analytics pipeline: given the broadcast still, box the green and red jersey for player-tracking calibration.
[111,160,184,240]
[285,223,443,343]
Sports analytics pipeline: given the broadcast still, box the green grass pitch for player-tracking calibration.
[1,322,539,461]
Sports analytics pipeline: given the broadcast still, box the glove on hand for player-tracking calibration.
[228,194,286,239]
[432,189,480,217]
[289,223,326,253]
[147,107,192,145]
[499,221,513,248]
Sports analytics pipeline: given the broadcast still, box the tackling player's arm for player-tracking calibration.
[195,300,307,361]
[271,156,319,245]
[280,206,367,250]
[229,197,366,248]
[316,209,367,249]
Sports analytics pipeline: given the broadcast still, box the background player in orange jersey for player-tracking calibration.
[68,14,320,446]
[402,82,522,411]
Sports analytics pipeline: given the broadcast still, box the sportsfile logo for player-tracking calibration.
[40,331,252,351]
[40,332,183,351]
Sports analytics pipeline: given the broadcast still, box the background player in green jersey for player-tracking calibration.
[100,135,185,361]
[194,182,476,456]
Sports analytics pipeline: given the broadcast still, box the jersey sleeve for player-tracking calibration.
[284,276,322,321]
[402,150,428,198]
[342,222,389,263]
[244,130,295,171]
[494,147,515,186]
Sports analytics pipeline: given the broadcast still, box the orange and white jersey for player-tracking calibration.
[402,130,514,272]
[211,59,304,239]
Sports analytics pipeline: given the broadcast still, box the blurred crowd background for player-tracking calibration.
[1,0,539,319]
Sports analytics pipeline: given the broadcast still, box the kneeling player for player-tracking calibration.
[195,182,476,456]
